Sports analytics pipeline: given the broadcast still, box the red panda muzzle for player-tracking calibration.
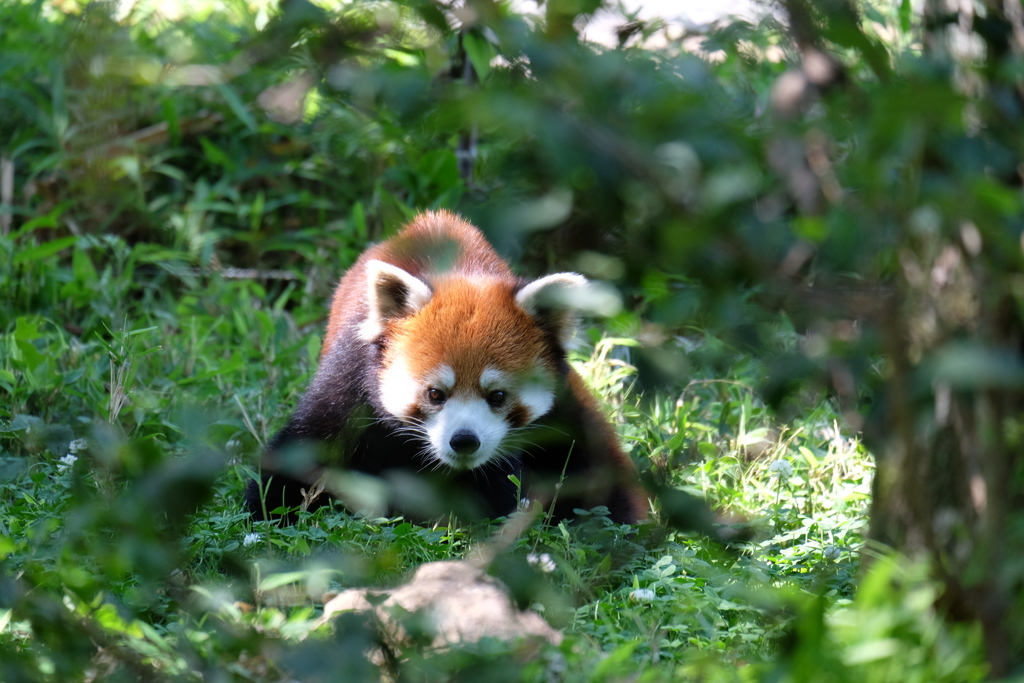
[244,210,647,523]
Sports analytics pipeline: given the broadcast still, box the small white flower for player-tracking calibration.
[629,588,655,603]
[242,532,261,548]
[527,552,556,573]
[57,454,78,471]
[769,459,793,480]
[823,545,841,561]
[519,497,531,510]
[68,438,88,453]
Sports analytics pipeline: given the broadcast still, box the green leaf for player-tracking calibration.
[11,204,65,236]
[382,48,419,67]
[250,191,265,232]
[414,1,449,31]
[971,177,1020,215]
[161,96,180,143]
[306,334,320,365]
[350,202,367,241]
[463,32,494,81]
[71,247,97,286]
[13,316,43,341]
[592,641,639,678]
[199,137,236,171]
[664,430,685,452]
[0,536,15,561]
[898,0,912,34]
[13,236,77,265]
[215,83,257,132]
[62,367,85,384]
[697,442,718,458]
[793,216,828,243]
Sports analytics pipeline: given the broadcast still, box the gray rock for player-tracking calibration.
[319,560,561,656]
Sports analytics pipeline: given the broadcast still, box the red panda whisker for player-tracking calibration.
[407,439,435,461]
[502,427,546,454]
[473,466,492,487]
[505,424,542,442]
[488,452,518,474]
[391,420,425,435]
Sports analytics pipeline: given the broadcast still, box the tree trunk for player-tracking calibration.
[867,241,1024,676]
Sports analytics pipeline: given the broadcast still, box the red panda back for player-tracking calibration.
[373,210,512,278]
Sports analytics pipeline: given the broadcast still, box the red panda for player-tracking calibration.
[244,210,646,523]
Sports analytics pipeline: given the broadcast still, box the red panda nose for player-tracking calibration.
[449,430,481,456]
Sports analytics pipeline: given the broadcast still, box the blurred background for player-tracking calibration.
[3,0,1024,680]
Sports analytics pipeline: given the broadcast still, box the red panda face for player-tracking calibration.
[361,262,587,471]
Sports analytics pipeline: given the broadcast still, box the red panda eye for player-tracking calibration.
[486,390,506,407]
[427,388,446,404]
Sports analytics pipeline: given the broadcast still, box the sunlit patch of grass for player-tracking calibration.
[0,217,982,680]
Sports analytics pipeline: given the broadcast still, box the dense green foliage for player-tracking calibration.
[1,246,975,680]
[1,0,1013,679]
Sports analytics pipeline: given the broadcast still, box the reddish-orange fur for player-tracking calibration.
[391,277,552,385]
[323,211,512,358]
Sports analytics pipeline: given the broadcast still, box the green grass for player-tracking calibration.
[0,2,993,678]
[0,230,986,681]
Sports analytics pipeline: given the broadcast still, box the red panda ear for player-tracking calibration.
[359,260,433,342]
[515,272,589,346]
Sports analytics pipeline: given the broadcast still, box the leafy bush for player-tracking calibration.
[0,0,999,680]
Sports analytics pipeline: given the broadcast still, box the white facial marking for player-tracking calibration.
[519,365,556,422]
[426,364,456,392]
[480,367,508,391]
[424,397,509,470]
[379,357,419,417]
